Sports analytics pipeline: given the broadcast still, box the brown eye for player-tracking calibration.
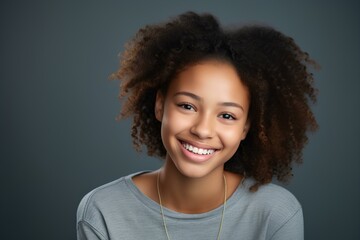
[178,103,195,111]
[219,113,236,120]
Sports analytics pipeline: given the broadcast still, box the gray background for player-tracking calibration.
[1,0,359,239]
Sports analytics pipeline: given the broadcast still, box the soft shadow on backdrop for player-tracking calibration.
[1,1,359,239]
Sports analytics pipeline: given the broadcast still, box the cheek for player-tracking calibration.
[217,129,243,164]
[220,127,243,149]
[160,108,186,144]
[162,106,192,132]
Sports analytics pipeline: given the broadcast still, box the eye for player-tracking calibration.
[219,113,236,120]
[177,103,196,111]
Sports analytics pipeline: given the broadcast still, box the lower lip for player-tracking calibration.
[179,141,216,163]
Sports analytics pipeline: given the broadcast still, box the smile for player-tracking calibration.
[181,142,216,155]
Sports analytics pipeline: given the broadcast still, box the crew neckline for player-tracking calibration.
[124,171,250,221]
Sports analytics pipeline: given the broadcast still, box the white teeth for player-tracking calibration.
[182,143,215,155]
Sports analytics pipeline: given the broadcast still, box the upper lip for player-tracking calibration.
[179,139,220,150]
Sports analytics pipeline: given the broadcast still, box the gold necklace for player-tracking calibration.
[156,172,227,240]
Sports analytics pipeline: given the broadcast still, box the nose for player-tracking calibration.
[190,113,214,139]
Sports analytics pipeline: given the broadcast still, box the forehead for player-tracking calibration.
[170,60,248,93]
[166,60,250,108]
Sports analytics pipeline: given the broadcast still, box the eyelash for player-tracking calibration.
[177,103,237,120]
[177,103,196,111]
[219,113,237,120]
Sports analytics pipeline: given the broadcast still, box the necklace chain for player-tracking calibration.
[156,172,227,240]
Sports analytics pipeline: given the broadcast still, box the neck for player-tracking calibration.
[158,159,226,214]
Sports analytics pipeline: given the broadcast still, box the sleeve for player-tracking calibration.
[76,191,109,240]
[77,221,108,240]
[269,207,304,240]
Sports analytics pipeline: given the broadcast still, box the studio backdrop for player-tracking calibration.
[1,1,359,239]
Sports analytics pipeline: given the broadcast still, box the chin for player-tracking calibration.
[174,161,224,179]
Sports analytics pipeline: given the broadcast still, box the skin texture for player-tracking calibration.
[134,60,249,213]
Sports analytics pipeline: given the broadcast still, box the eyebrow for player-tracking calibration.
[174,91,201,100]
[173,91,244,111]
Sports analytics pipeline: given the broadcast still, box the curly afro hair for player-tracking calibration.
[113,12,318,191]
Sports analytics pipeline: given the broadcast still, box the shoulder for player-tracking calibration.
[77,177,126,222]
[241,178,301,212]
[77,172,146,223]
[239,179,304,239]
[76,177,127,240]
[76,171,155,239]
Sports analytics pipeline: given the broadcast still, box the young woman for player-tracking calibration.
[77,12,318,240]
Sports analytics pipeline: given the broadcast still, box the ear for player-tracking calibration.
[155,91,164,122]
[241,119,251,140]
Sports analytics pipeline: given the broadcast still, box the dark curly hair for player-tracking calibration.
[113,12,318,191]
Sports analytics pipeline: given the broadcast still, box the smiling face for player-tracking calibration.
[155,59,250,179]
